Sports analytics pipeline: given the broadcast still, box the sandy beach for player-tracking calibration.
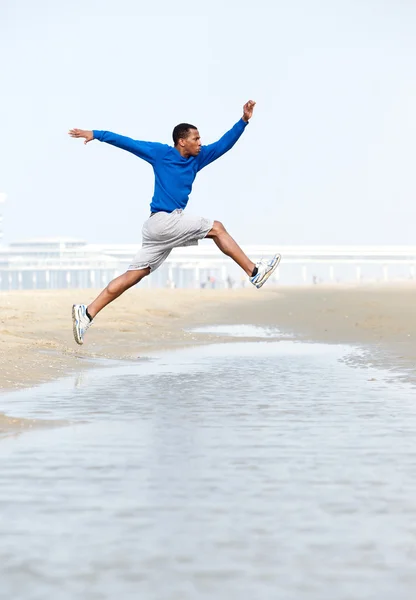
[1,284,415,396]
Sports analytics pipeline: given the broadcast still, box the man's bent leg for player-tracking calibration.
[206,221,255,276]
[88,267,150,318]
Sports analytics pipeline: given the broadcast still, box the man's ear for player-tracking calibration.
[178,138,185,147]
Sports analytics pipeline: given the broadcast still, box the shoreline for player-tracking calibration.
[1,284,415,433]
[0,288,275,393]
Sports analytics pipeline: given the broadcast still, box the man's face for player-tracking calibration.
[181,129,201,156]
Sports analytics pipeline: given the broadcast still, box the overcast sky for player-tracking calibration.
[1,0,415,246]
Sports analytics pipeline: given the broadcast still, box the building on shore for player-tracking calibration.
[0,237,416,291]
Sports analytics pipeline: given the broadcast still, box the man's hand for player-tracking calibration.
[68,128,94,145]
[242,100,256,123]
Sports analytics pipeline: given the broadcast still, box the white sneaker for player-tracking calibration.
[72,304,93,345]
[249,254,281,289]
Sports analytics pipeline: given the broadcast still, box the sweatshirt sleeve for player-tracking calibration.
[196,119,249,171]
[92,130,165,164]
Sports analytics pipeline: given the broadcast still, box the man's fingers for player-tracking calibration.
[69,128,90,141]
[243,100,256,113]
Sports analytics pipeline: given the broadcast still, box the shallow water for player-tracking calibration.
[190,323,287,338]
[1,335,415,600]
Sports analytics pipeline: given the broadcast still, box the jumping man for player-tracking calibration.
[69,100,280,345]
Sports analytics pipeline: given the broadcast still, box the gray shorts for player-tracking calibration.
[128,209,214,272]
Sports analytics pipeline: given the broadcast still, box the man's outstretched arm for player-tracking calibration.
[68,128,164,164]
[197,100,256,171]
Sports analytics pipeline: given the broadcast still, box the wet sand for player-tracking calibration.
[0,413,67,439]
[1,283,415,415]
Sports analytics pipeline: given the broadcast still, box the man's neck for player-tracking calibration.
[175,145,189,158]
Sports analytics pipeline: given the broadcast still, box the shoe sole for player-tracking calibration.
[255,254,281,289]
[72,305,83,345]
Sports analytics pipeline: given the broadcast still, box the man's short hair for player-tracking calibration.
[172,123,197,146]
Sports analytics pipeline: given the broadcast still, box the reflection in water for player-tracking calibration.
[0,340,415,600]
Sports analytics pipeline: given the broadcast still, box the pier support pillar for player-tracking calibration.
[301,265,307,283]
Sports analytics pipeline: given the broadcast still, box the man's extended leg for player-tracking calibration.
[72,267,150,345]
[206,221,255,275]
[206,220,281,288]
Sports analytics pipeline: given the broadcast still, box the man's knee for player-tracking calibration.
[209,220,227,237]
[125,268,150,287]
[107,268,149,295]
